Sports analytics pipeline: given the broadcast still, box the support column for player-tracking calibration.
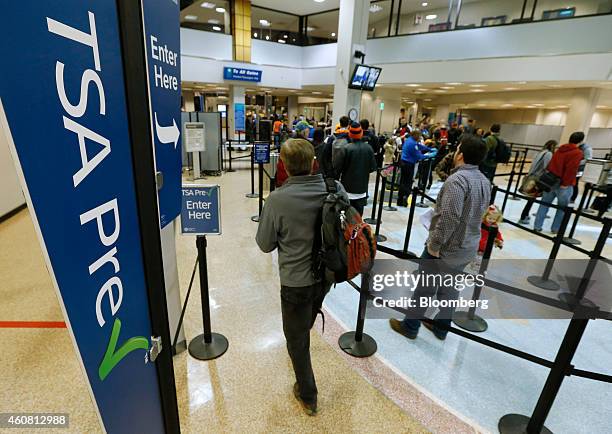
[560,88,601,143]
[360,88,402,134]
[288,95,298,123]
[228,85,246,140]
[331,0,371,126]
[434,104,450,126]
[231,0,251,63]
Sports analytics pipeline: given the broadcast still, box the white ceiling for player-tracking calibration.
[251,0,340,16]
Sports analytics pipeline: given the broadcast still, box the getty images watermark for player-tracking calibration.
[365,258,612,320]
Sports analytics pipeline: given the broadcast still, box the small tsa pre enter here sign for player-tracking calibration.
[181,185,222,235]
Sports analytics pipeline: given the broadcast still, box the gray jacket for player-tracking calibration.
[256,174,346,287]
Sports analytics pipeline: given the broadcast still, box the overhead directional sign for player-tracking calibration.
[0,3,167,433]
[181,185,222,235]
[223,66,262,82]
[143,0,182,229]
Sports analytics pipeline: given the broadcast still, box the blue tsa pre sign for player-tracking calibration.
[181,185,222,235]
[254,143,271,164]
[0,3,165,434]
[143,0,182,229]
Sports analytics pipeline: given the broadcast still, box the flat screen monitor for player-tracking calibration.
[349,64,382,91]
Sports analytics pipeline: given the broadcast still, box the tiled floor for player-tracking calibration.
[1,156,610,434]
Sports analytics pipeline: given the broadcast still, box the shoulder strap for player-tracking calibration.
[324,177,337,193]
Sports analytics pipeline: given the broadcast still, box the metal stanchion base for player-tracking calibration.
[245,193,259,198]
[376,234,387,243]
[527,275,560,291]
[558,292,597,308]
[251,215,260,222]
[452,311,488,333]
[364,218,379,225]
[563,237,581,245]
[383,206,397,212]
[498,414,552,434]
[338,331,377,358]
[226,168,236,173]
[188,332,229,361]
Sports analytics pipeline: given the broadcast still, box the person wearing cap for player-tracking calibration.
[294,120,312,140]
[337,122,377,215]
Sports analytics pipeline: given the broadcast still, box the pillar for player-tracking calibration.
[560,88,601,143]
[287,95,298,123]
[228,85,246,140]
[231,0,251,62]
[360,88,401,134]
[434,104,450,126]
[331,0,370,126]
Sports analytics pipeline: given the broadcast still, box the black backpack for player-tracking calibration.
[491,136,511,164]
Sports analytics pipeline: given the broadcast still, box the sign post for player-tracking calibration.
[1,2,180,433]
[180,185,228,360]
[142,0,182,229]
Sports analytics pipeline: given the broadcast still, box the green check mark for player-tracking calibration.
[98,318,149,381]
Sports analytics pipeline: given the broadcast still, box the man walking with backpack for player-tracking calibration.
[480,124,509,182]
[256,138,348,416]
[337,122,378,215]
[321,115,350,179]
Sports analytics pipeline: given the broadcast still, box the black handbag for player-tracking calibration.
[536,170,560,193]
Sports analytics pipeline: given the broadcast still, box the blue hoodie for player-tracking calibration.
[401,136,432,164]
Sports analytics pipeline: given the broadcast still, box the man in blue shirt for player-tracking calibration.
[397,130,433,206]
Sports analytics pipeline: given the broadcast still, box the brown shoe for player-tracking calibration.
[293,383,317,416]
[422,320,447,341]
[389,318,417,340]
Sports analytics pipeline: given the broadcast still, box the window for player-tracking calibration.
[251,7,300,45]
[180,0,231,34]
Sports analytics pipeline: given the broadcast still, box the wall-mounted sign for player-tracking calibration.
[234,103,245,132]
[181,185,221,235]
[223,66,262,82]
[184,122,205,153]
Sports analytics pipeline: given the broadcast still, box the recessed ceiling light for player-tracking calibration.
[314,0,326,3]
[471,89,485,93]
[526,105,536,108]
[446,82,462,85]
[200,2,215,9]
[439,86,454,90]
[283,34,288,38]
[253,32,258,37]
[259,19,271,27]
[312,91,322,94]
[184,15,198,21]
[502,104,514,107]
[425,14,437,20]
[424,98,432,101]
[208,19,220,24]
[417,88,428,92]
[422,2,429,6]
[504,87,518,91]
[533,103,544,106]
[469,84,487,87]
[331,32,336,37]
[265,35,270,40]
[369,4,383,12]
[434,90,446,93]
[215,7,225,13]
[477,103,486,107]
[406,84,420,87]
[278,39,286,44]
[212,26,221,31]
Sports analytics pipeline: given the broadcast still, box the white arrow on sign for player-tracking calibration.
[154,112,180,149]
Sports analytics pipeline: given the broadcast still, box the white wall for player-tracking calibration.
[0,122,25,217]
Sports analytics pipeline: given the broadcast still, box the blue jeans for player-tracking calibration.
[534,186,572,232]
[401,248,451,338]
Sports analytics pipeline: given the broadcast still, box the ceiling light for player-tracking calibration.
[215,7,225,13]
[259,19,271,27]
[253,32,258,37]
[312,91,322,94]
[516,81,528,84]
[424,98,432,101]
[439,86,454,90]
[533,103,543,106]
[265,35,270,40]
[425,14,437,20]
[469,84,487,87]
[200,2,215,8]
[477,103,486,107]
[422,2,429,6]
[278,39,286,44]
[283,34,288,38]
[417,88,428,92]
[369,4,383,13]
[212,26,221,31]
[331,32,336,37]
[314,0,326,3]
[504,87,518,91]
[471,89,485,93]
[596,105,608,109]
[434,90,446,93]
[502,104,514,107]
[406,84,420,87]
[208,19,220,24]
[185,15,198,21]
[446,82,462,85]
[307,26,316,31]
[526,105,536,108]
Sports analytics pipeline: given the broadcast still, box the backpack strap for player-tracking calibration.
[324,177,337,194]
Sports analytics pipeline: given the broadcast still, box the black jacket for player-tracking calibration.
[338,140,377,194]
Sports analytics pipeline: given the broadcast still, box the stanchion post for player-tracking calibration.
[511,149,528,198]
[251,163,264,222]
[501,170,515,214]
[375,176,388,243]
[498,318,588,434]
[558,218,611,306]
[245,147,258,198]
[490,185,498,206]
[227,140,235,172]
[188,236,229,360]
[527,207,572,291]
[453,225,498,332]
[403,187,419,254]
[416,159,433,208]
[564,182,590,244]
[364,168,381,225]
[338,273,378,357]
[384,163,398,211]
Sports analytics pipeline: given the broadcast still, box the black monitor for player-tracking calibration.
[349,64,382,91]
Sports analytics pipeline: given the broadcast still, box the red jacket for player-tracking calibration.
[479,222,503,253]
[546,143,583,187]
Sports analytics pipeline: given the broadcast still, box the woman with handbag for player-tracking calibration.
[518,140,557,224]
